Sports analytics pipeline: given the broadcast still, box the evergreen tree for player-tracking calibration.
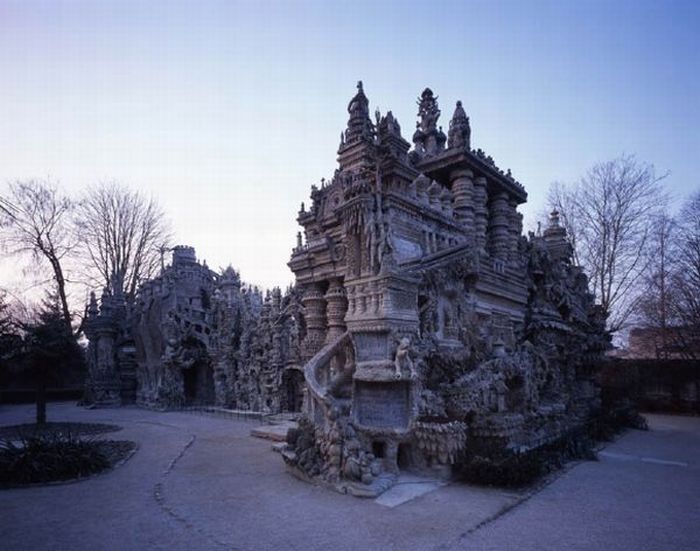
[23,292,85,424]
[0,291,22,388]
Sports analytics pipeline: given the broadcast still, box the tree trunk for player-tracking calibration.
[49,256,73,333]
[36,374,47,425]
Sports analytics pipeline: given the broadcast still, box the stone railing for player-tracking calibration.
[303,331,352,423]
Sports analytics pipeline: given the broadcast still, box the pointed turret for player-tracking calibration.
[447,100,471,150]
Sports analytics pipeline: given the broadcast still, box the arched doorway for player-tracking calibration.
[281,368,305,412]
[180,338,214,405]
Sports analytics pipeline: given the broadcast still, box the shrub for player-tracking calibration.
[0,431,109,486]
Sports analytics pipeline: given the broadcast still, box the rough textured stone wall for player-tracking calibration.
[85,248,304,412]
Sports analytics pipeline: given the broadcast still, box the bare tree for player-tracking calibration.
[669,190,700,359]
[547,155,668,333]
[636,213,676,358]
[75,183,172,299]
[0,181,76,331]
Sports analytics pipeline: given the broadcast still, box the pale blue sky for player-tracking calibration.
[1,0,698,290]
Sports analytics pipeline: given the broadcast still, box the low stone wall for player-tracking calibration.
[600,359,700,414]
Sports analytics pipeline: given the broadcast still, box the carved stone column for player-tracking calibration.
[473,176,488,254]
[301,283,327,361]
[508,199,523,264]
[450,169,475,235]
[325,278,348,342]
[488,192,510,261]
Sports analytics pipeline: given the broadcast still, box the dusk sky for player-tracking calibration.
[1,0,698,291]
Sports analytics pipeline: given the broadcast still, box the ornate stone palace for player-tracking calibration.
[84,82,608,497]
[282,83,608,494]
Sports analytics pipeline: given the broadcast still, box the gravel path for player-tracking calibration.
[0,403,698,551]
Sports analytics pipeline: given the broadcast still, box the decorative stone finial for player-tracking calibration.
[416,88,440,134]
[412,87,445,156]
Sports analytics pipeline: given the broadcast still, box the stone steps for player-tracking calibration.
[250,421,298,442]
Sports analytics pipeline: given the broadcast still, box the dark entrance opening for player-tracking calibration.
[183,366,198,402]
[372,441,386,458]
[181,338,214,405]
[282,369,305,412]
[397,443,411,470]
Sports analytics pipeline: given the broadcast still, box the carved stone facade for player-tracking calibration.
[85,246,305,412]
[283,83,608,495]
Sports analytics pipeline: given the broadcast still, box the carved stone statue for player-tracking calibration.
[394,337,417,379]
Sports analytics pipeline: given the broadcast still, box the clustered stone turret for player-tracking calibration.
[84,246,305,412]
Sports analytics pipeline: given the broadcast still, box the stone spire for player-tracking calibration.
[342,81,374,145]
[377,110,401,139]
[338,81,377,171]
[412,88,445,157]
[447,100,471,150]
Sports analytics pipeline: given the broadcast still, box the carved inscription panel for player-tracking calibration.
[354,381,409,428]
[354,332,389,362]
